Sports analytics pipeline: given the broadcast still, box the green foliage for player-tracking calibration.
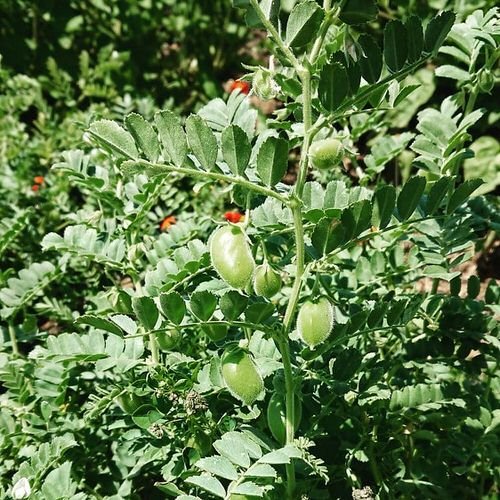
[0,261,59,319]
[0,2,499,500]
[0,0,250,109]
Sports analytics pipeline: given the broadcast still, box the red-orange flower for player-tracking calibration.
[160,215,176,231]
[224,211,244,223]
[33,176,44,185]
[229,80,250,95]
[31,185,40,192]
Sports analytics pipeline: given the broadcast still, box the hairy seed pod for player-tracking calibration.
[253,263,282,298]
[266,392,302,444]
[156,329,180,351]
[309,138,344,170]
[210,225,255,289]
[221,349,263,405]
[296,297,335,347]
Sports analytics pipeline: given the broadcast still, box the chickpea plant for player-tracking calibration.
[26,1,496,499]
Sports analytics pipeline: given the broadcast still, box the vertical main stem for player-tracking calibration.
[278,337,297,496]
[280,67,313,499]
[246,4,331,498]
[283,205,307,333]
[295,70,313,198]
[280,204,306,498]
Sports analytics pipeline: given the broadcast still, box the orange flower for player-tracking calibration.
[31,185,40,192]
[230,79,250,95]
[33,176,44,185]
[224,211,244,223]
[160,215,176,231]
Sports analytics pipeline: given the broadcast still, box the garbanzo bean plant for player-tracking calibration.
[1,1,498,499]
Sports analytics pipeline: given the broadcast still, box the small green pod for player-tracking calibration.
[252,68,278,100]
[253,263,282,298]
[266,392,302,444]
[156,329,180,351]
[296,297,334,347]
[221,349,264,405]
[309,138,344,170]
[210,225,255,289]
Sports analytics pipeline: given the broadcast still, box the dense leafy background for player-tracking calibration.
[0,1,498,499]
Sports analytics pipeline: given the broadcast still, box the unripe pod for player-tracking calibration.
[252,68,278,100]
[156,329,180,351]
[221,349,264,405]
[210,225,255,289]
[478,69,494,93]
[309,138,344,170]
[296,297,334,347]
[266,393,302,444]
[253,263,281,298]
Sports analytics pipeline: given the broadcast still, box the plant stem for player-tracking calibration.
[279,48,314,500]
[126,320,277,339]
[323,57,428,129]
[368,426,383,485]
[465,85,479,116]
[430,277,440,294]
[283,205,307,333]
[277,200,309,500]
[244,326,252,343]
[8,321,19,356]
[313,214,446,270]
[303,324,409,369]
[169,265,212,292]
[245,3,327,497]
[249,0,302,72]
[278,337,296,496]
[128,177,168,233]
[277,203,308,498]
[309,6,339,64]
[295,71,313,198]
[134,159,288,204]
[483,230,496,253]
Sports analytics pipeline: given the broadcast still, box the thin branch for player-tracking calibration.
[249,0,302,72]
[130,159,289,205]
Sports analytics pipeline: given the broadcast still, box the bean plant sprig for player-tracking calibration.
[76,1,496,498]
